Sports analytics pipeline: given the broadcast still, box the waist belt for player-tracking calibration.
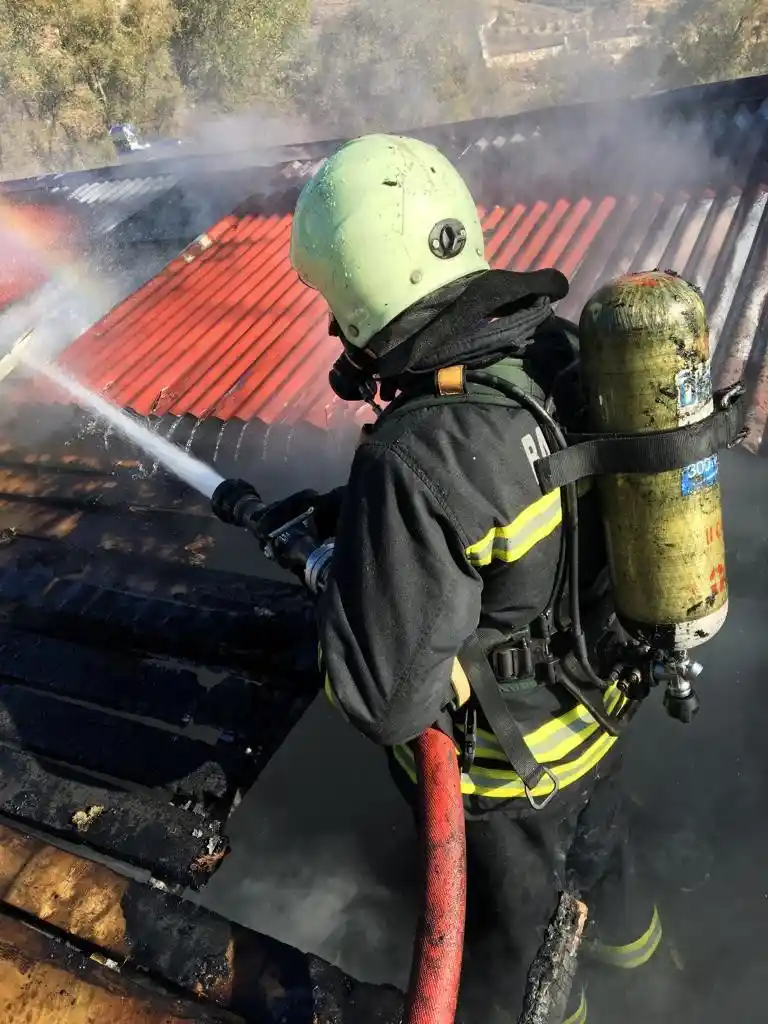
[459,630,561,810]
[458,614,622,810]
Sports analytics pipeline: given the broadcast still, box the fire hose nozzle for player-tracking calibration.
[210,478,266,529]
[210,478,334,595]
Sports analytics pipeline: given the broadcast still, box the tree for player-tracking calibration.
[169,0,311,111]
[0,0,314,178]
[58,0,183,130]
[0,0,182,176]
[290,0,493,132]
[656,0,768,88]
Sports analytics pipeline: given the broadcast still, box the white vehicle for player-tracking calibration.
[108,123,152,156]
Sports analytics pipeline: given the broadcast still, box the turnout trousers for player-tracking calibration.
[388,745,664,1023]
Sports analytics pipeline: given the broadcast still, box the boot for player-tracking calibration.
[581,938,691,1023]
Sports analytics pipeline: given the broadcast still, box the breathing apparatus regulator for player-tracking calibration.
[327,319,382,412]
[209,134,747,734]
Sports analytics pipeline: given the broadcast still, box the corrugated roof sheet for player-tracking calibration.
[0,203,79,314]
[63,175,177,206]
[35,75,768,452]
[48,173,180,235]
[59,215,345,428]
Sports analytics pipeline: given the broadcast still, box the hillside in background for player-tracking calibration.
[1,0,767,179]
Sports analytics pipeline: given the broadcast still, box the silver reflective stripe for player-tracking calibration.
[465,491,562,567]
[455,685,624,765]
[393,720,621,799]
[391,682,626,801]
[592,907,663,969]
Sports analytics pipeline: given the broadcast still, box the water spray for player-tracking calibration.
[13,332,225,499]
[0,330,37,387]
[4,333,335,590]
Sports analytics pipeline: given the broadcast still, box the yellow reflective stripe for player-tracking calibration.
[563,988,587,1024]
[393,707,622,799]
[456,684,624,765]
[593,907,663,969]
[464,730,617,797]
[465,490,562,567]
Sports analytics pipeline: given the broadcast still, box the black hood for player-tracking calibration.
[362,267,570,384]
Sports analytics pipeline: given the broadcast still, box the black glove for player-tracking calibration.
[246,487,342,590]
[252,487,346,542]
[251,489,320,542]
[312,485,346,540]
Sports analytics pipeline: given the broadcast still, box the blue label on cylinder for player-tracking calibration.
[676,366,712,409]
[681,454,719,496]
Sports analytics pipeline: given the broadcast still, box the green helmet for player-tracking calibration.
[289,134,489,349]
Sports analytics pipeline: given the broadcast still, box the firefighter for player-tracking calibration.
[280,134,674,1022]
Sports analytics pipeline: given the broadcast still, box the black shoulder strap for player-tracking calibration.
[459,631,560,810]
[536,383,747,492]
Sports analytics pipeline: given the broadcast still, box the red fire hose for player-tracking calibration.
[405,726,467,1024]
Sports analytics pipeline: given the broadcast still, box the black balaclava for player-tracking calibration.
[328,267,569,405]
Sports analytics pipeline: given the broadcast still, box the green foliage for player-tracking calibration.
[0,0,182,175]
[290,0,493,131]
[170,0,310,110]
[657,0,768,88]
[0,0,311,178]
[594,0,768,96]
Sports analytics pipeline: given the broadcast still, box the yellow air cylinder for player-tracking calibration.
[579,270,728,651]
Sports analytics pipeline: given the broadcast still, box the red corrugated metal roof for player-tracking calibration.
[0,203,77,313]
[49,195,634,427]
[59,211,343,429]
[58,186,766,441]
[13,76,765,453]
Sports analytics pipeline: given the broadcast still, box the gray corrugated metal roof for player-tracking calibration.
[64,176,177,205]
[47,174,180,234]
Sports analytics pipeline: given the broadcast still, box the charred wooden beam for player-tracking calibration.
[0,534,318,682]
[0,683,246,801]
[0,463,210,514]
[0,532,309,621]
[0,539,319,792]
[0,823,405,1024]
[517,891,588,1024]
[0,403,357,497]
[0,747,227,888]
[0,624,202,727]
[0,497,219,569]
[0,624,284,739]
[0,909,244,1023]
